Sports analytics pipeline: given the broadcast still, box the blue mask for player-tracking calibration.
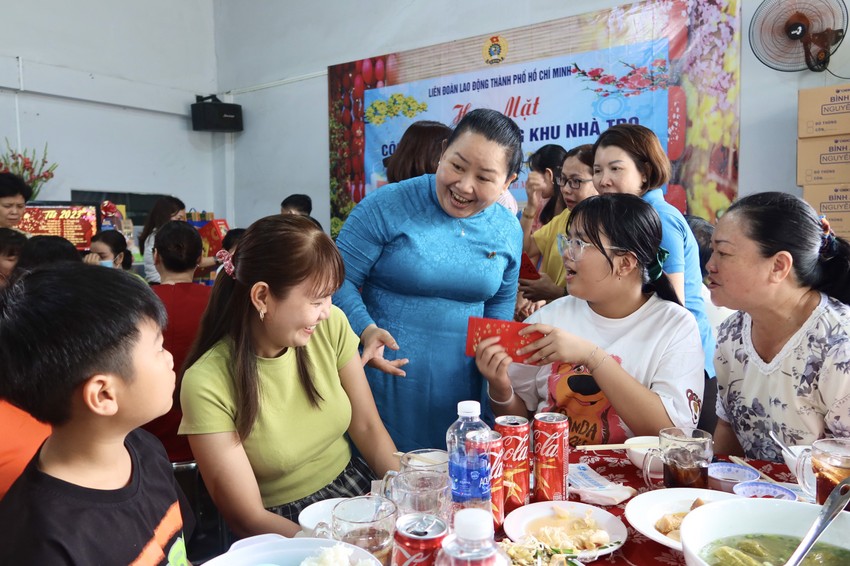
[99,260,115,268]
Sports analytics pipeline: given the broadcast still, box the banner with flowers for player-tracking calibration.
[328,0,740,237]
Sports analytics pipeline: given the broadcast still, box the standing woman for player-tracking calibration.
[709,193,850,461]
[0,174,31,231]
[179,215,397,537]
[477,194,704,444]
[139,196,186,284]
[592,124,716,431]
[334,108,524,451]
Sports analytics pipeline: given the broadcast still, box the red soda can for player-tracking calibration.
[470,430,504,530]
[532,412,569,502]
[494,415,530,514]
[392,513,448,566]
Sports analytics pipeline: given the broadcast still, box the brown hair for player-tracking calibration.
[592,124,671,193]
[385,121,452,183]
[184,215,345,439]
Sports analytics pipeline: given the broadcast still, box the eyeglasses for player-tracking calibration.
[557,233,628,261]
[556,174,593,190]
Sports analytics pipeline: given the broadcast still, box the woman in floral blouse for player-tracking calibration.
[708,192,850,461]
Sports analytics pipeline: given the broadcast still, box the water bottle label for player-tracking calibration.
[449,453,491,502]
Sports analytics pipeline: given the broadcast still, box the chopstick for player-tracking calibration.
[728,456,779,484]
[393,451,444,465]
[575,442,658,451]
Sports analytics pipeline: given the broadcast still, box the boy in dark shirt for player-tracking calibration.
[0,262,193,564]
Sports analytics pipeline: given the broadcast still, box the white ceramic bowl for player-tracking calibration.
[782,445,810,477]
[680,498,850,566]
[297,497,346,535]
[625,435,661,475]
[707,462,759,493]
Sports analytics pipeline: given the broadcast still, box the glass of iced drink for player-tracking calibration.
[642,427,713,489]
[796,438,850,507]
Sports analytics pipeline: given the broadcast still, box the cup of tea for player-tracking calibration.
[382,449,448,491]
[314,495,397,565]
[796,438,850,507]
[642,427,713,489]
[382,469,450,520]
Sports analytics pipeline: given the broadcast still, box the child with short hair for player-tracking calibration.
[0,262,193,564]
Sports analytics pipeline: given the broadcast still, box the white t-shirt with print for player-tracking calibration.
[509,294,705,445]
[715,293,850,461]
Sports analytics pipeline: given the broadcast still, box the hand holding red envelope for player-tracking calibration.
[465,316,545,363]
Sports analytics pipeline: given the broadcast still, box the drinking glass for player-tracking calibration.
[642,427,713,489]
[315,495,397,565]
[796,438,850,507]
[382,449,448,489]
[382,469,451,520]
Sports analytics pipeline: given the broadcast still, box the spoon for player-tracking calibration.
[784,475,850,566]
[769,430,798,460]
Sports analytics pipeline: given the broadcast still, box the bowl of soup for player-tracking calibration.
[680,498,850,565]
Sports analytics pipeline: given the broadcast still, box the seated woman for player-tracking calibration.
[476,193,705,444]
[179,215,397,538]
[84,230,134,271]
[709,192,850,461]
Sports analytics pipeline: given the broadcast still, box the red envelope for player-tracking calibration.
[519,252,541,280]
[465,316,545,363]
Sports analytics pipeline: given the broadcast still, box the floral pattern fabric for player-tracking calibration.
[715,293,850,461]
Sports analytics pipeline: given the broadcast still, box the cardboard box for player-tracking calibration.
[798,83,850,138]
[803,184,850,239]
[797,134,850,186]
[198,218,230,257]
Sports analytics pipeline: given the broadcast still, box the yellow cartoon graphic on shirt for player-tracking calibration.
[545,357,626,446]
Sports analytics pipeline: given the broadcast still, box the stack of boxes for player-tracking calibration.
[797,83,850,239]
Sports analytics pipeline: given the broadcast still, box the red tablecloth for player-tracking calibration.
[558,449,795,565]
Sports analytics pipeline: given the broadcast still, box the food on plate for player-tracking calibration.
[526,506,610,550]
[654,497,705,541]
[298,543,375,566]
[498,536,583,566]
[700,534,850,565]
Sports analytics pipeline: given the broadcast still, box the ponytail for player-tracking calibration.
[815,234,850,304]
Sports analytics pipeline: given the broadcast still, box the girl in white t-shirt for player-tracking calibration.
[476,193,705,445]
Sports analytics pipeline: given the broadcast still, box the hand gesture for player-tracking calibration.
[360,324,409,377]
[518,272,564,304]
[516,323,595,367]
[474,336,512,390]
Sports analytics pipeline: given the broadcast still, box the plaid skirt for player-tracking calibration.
[266,457,375,522]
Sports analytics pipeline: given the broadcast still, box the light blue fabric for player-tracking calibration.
[643,189,716,378]
[333,174,523,451]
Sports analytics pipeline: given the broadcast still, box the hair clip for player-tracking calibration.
[215,248,236,278]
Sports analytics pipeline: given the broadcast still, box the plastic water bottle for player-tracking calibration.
[435,508,510,565]
[447,401,492,519]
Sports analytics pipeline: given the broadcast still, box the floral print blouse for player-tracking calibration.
[715,293,850,461]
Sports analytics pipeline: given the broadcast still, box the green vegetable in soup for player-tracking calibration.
[700,534,850,566]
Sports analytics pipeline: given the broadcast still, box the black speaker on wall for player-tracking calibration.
[191,95,243,132]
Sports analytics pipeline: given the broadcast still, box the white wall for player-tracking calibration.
[0,0,221,215]
[214,0,850,229]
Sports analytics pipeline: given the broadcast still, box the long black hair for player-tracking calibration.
[527,144,568,226]
[727,192,850,304]
[567,193,681,305]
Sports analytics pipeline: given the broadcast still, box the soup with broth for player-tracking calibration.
[700,534,850,565]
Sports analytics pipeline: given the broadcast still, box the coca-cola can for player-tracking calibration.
[392,513,448,566]
[494,415,531,514]
[532,412,569,502]
[469,429,504,530]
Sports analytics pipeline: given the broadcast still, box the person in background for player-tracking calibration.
[0,228,26,288]
[710,192,850,461]
[143,220,211,463]
[521,144,568,233]
[477,194,705,445]
[84,230,134,270]
[592,124,716,423]
[140,196,186,284]
[0,262,193,562]
[384,120,452,183]
[217,227,246,276]
[180,215,397,537]
[517,144,596,318]
[333,108,524,451]
[685,215,735,332]
[0,173,31,231]
[12,235,80,283]
[280,194,312,216]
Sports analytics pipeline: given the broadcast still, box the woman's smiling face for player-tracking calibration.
[435,131,516,219]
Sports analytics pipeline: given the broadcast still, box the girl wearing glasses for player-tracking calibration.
[517,145,597,316]
[476,193,705,445]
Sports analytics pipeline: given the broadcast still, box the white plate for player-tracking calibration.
[623,488,738,551]
[503,501,627,560]
[203,535,382,565]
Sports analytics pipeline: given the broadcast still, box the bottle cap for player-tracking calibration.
[453,508,493,540]
[457,400,480,417]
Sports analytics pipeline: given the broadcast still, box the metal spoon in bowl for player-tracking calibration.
[783,476,850,566]
[769,430,798,460]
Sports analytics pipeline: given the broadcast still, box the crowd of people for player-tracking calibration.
[0,108,849,562]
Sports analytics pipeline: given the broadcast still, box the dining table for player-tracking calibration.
[501,447,797,565]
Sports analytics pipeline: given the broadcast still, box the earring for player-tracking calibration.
[259,309,265,322]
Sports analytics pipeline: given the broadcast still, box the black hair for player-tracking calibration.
[91,230,133,270]
[0,262,167,425]
[139,196,186,251]
[221,228,246,252]
[154,220,203,273]
[727,192,850,304]
[527,144,568,225]
[14,235,81,275]
[280,194,313,215]
[567,193,681,305]
[445,108,523,179]
[0,172,33,201]
[0,228,26,257]
[685,215,713,278]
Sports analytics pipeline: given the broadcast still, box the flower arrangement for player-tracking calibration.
[0,139,59,200]
[573,59,671,98]
[364,93,427,125]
